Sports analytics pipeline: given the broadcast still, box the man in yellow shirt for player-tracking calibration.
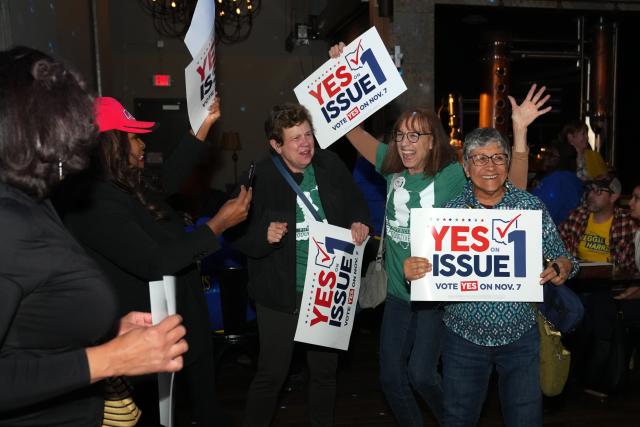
[560,175,637,270]
[559,175,638,396]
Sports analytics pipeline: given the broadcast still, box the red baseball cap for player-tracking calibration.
[95,97,157,134]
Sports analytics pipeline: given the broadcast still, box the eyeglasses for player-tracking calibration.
[394,131,432,143]
[586,186,613,195]
[469,153,509,166]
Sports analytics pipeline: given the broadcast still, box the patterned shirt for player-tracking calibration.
[559,204,638,272]
[443,181,580,346]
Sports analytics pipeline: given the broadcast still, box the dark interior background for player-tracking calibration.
[434,5,640,192]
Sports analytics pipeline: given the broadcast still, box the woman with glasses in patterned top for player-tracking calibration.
[329,40,551,426]
[404,128,579,426]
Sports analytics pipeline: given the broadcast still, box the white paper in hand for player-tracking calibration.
[149,276,177,427]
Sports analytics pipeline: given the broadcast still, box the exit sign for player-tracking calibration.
[153,74,171,87]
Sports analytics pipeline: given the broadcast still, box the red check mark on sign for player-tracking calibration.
[350,40,363,66]
[312,238,331,263]
[496,213,521,239]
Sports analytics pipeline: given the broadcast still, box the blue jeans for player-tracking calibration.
[379,295,444,426]
[441,326,541,427]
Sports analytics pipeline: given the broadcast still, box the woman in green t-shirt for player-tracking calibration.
[330,40,550,426]
[345,109,465,425]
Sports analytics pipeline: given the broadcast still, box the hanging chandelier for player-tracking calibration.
[139,0,260,44]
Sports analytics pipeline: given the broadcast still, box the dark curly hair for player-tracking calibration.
[0,46,97,199]
[264,103,314,147]
[96,130,167,220]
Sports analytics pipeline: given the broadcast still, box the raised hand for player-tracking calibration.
[195,97,221,141]
[508,83,551,132]
[328,42,346,59]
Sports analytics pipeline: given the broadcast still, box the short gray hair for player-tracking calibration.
[462,128,511,167]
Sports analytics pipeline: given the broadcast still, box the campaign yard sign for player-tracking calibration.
[184,0,216,134]
[294,26,407,149]
[409,208,543,302]
[294,221,368,351]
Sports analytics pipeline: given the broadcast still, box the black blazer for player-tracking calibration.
[226,149,371,313]
[64,134,218,361]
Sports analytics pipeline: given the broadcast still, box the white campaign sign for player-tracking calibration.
[410,208,544,302]
[184,0,216,134]
[294,26,407,149]
[294,221,368,350]
[184,0,215,57]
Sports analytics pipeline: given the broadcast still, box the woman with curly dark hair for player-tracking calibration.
[0,46,188,426]
[64,95,252,426]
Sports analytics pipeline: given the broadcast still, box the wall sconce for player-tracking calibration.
[139,0,261,43]
[221,131,242,184]
[285,15,320,52]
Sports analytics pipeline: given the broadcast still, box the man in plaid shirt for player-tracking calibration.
[559,175,638,272]
[560,175,639,395]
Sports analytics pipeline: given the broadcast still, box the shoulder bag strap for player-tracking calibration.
[271,154,322,222]
[377,173,399,261]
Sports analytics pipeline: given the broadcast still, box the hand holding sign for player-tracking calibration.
[194,97,220,141]
[350,221,370,245]
[328,42,346,59]
[404,256,432,281]
[184,1,217,136]
[294,27,406,149]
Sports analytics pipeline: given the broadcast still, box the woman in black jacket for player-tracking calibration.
[0,46,188,427]
[64,96,251,426]
[226,103,370,426]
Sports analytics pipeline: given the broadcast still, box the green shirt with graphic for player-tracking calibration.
[375,144,467,301]
[295,164,327,292]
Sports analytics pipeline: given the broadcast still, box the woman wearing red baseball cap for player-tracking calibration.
[65,96,252,426]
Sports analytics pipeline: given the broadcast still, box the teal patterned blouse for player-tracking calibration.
[442,181,580,346]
